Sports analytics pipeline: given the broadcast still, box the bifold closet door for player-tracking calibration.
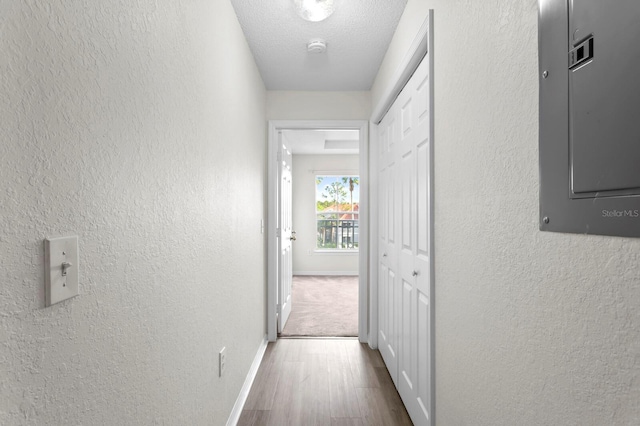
[377,44,432,426]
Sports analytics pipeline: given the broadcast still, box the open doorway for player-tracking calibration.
[267,121,369,342]
[280,129,360,337]
[280,275,358,336]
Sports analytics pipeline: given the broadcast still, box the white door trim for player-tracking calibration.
[368,13,432,351]
[267,120,369,343]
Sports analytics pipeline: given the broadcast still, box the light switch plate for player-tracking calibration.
[44,236,79,306]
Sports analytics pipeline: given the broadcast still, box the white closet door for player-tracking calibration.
[376,20,433,426]
[377,107,400,383]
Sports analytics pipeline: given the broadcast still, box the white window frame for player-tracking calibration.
[315,174,360,252]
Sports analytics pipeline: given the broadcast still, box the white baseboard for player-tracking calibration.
[226,334,268,426]
[293,271,359,276]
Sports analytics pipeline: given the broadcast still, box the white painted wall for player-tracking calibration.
[267,91,371,120]
[292,155,360,275]
[370,0,430,109]
[0,1,266,425]
[374,1,640,424]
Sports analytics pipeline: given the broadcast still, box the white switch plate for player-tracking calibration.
[44,236,79,307]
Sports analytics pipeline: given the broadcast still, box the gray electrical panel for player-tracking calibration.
[539,0,640,237]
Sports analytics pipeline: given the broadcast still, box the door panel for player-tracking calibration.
[378,263,388,342]
[416,137,430,299]
[386,268,397,380]
[379,168,387,241]
[397,86,418,410]
[401,97,413,138]
[387,115,397,162]
[401,151,413,253]
[416,291,430,420]
[388,162,396,245]
[417,138,429,259]
[278,141,293,333]
[401,279,413,389]
[379,120,389,158]
[378,111,399,381]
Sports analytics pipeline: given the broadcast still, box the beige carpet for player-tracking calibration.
[280,275,359,337]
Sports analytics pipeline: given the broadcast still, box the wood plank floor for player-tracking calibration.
[238,338,413,426]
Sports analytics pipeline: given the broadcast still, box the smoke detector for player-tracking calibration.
[307,39,327,54]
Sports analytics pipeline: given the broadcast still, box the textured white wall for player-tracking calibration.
[266,91,371,120]
[0,0,266,425]
[376,1,640,424]
[292,155,360,275]
[370,0,430,110]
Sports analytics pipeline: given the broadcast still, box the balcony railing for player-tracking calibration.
[316,219,359,249]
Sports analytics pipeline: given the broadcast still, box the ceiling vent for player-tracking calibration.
[307,39,327,54]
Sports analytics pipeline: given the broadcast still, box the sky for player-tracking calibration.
[316,175,360,205]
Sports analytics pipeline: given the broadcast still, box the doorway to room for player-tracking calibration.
[267,121,369,342]
[279,275,358,337]
[279,138,360,337]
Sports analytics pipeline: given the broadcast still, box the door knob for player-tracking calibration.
[382,253,387,257]
[412,270,419,277]
[290,235,297,241]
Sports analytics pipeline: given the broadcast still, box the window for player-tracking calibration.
[316,175,359,250]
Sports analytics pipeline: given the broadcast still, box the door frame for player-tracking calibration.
[267,120,370,342]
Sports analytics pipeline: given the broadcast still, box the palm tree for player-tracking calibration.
[341,176,359,218]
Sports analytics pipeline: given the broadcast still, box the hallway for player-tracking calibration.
[238,339,412,425]
[4,0,638,424]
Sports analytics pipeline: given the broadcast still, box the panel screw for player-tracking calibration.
[543,71,549,78]
[543,216,550,224]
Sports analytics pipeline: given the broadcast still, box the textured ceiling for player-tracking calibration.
[230,0,408,91]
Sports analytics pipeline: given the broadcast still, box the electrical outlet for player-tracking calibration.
[219,347,226,377]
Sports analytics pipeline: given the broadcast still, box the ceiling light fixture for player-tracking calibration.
[293,0,336,22]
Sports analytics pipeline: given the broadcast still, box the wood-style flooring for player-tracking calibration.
[238,338,413,426]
